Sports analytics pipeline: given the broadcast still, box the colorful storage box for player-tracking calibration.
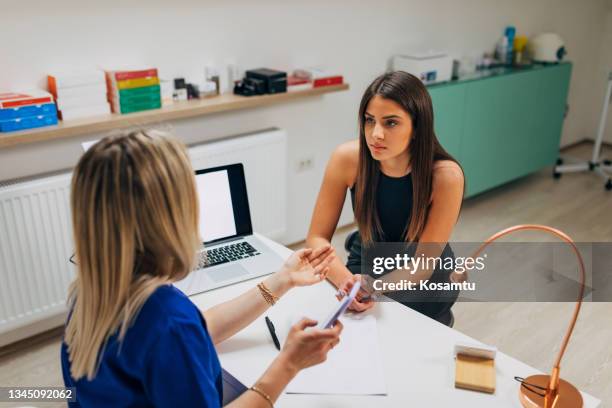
[0,114,58,132]
[105,68,161,115]
[0,103,56,120]
[0,91,58,132]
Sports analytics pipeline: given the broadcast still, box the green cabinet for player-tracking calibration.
[428,63,572,197]
[428,85,465,160]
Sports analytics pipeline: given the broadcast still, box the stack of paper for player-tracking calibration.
[47,71,110,121]
[285,314,386,395]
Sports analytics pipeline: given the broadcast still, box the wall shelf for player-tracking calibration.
[0,84,349,149]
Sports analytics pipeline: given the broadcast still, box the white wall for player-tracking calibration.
[1,0,610,242]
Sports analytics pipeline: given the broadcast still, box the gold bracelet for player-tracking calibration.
[250,385,274,408]
[257,282,279,306]
[257,282,278,305]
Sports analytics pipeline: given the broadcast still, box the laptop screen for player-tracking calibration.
[194,163,253,245]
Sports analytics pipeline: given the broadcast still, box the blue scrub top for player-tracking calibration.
[61,284,223,407]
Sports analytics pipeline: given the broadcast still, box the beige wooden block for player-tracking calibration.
[455,354,496,394]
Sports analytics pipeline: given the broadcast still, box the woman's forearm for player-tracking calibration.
[374,242,446,292]
[203,272,292,345]
[306,235,351,289]
[325,257,354,289]
[226,354,298,408]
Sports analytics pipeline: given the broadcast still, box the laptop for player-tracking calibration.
[174,163,285,296]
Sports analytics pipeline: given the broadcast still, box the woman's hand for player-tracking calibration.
[280,245,335,288]
[337,274,375,313]
[277,318,343,373]
[450,269,467,283]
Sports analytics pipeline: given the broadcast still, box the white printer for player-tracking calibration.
[390,51,453,85]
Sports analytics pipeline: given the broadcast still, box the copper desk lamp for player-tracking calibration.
[468,224,585,408]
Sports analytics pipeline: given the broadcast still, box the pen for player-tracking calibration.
[265,316,281,351]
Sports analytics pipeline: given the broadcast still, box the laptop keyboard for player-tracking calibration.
[196,241,261,269]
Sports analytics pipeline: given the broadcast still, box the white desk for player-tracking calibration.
[190,234,600,407]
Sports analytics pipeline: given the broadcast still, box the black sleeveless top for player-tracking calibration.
[348,171,458,320]
[350,171,413,242]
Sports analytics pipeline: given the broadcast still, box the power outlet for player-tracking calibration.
[296,156,315,172]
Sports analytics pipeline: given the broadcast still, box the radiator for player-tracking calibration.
[0,129,287,345]
[0,172,74,345]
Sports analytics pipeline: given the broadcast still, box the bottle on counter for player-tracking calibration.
[495,26,516,66]
[496,36,509,65]
[513,36,529,66]
[504,26,516,66]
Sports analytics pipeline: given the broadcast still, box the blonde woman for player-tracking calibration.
[62,130,341,407]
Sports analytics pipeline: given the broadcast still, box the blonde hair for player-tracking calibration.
[64,129,201,380]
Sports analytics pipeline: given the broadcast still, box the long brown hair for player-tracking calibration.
[354,71,463,245]
[64,129,201,380]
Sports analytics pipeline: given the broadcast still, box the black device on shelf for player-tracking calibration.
[186,83,200,99]
[234,77,266,96]
[246,68,287,94]
[174,78,186,89]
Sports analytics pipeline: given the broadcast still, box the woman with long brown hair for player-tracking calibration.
[62,129,342,407]
[306,71,465,325]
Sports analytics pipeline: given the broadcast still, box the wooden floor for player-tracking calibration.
[1,143,610,407]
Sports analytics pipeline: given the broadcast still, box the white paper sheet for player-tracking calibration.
[284,314,387,395]
[81,139,99,152]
